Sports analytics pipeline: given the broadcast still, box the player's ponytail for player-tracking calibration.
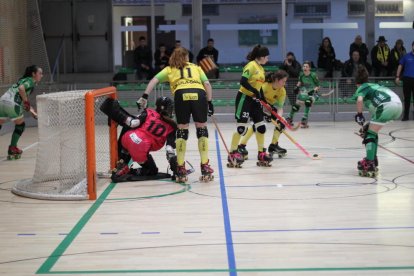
[20,65,40,80]
[355,65,369,85]
[169,47,188,69]
[161,115,177,129]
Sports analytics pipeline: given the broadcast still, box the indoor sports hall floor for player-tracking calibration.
[1,121,414,275]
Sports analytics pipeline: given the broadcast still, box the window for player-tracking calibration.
[294,2,331,17]
[348,1,403,16]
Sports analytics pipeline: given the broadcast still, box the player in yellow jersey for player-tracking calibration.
[137,47,214,183]
[237,70,289,159]
[228,45,273,167]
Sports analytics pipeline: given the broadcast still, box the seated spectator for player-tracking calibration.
[197,38,219,78]
[349,35,369,63]
[317,37,336,78]
[389,39,406,77]
[371,36,391,77]
[133,36,154,80]
[342,50,372,78]
[170,40,193,62]
[154,43,170,74]
[280,51,301,105]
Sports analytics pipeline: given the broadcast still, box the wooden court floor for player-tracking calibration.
[0,121,414,275]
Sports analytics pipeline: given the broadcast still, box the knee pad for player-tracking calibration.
[196,126,208,139]
[236,123,248,135]
[119,148,131,164]
[292,104,300,112]
[140,154,158,175]
[254,121,266,134]
[305,99,312,107]
[176,128,189,140]
[14,122,25,136]
[363,132,378,145]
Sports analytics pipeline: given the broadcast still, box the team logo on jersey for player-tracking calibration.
[129,133,142,144]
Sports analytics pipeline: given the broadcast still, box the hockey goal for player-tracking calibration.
[12,87,118,200]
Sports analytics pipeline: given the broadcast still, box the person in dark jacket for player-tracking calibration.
[317,37,336,78]
[349,35,369,63]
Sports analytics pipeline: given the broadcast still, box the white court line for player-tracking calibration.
[0,142,38,162]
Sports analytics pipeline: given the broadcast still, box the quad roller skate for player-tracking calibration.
[300,118,309,128]
[227,150,244,168]
[175,164,188,183]
[268,143,287,158]
[357,158,378,178]
[199,160,214,182]
[257,149,273,167]
[7,146,22,160]
[237,144,249,160]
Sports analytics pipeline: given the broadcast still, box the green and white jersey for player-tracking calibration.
[298,71,319,92]
[0,77,35,106]
[354,83,401,114]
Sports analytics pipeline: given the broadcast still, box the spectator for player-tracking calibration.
[279,51,301,105]
[196,38,219,78]
[342,50,372,78]
[317,37,336,78]
[389,39,406,77]
[133,36,154,80]
[349,35,369,63]
[395,41,414,121]
[371,36,391,77]
[170,40,194,62]
[154,43,170,74]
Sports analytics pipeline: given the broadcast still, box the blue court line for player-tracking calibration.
[215,130,237,276]
[232,226,414,233]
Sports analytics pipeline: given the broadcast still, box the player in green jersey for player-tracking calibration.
[0,65,43,159]
[353,65,402,177]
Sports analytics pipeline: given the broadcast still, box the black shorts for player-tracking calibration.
[234,91,264,124]
[174,88,208,124]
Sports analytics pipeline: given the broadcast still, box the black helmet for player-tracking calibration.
[155,96,174,117]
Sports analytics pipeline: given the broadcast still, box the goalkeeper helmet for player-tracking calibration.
[155,96,174,118]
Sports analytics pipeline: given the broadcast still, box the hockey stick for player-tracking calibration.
[273,120,320,160]
[320,89,335,97]
[354,131,414,165]
[258,99,300,131]
[29,107,38,120]
[210,115,238,167]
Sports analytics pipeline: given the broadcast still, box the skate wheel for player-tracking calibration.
[7,156,13,160]
[227,163,232,168]
[256,162,260,166]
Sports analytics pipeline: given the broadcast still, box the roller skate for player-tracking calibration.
[227,150,244,168]
[268,143,287,158]
[300,118,309,128]
[237,144,249,160]
[357,158,378,178]
[257,149,273,167]
[175,164,188,183]
[199,160,214,182]
[285,117,294,127]
[7,146,22,160]
[112,159,130,177]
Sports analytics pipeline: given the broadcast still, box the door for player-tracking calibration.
[302,18,323,66]
[75,0,111,72]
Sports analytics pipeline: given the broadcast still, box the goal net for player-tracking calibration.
[12,87,118,200]
[0,0,50,85]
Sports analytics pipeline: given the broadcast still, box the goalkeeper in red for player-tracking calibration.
[137,47,214,183]
[353,65,402,177]
[100,96,177,182]
[0,65,43,159]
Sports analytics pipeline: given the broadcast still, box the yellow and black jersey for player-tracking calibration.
[155,62,208,94]
[239,60,265,97]
[261,82,286,109]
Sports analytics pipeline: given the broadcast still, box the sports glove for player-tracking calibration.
[354,112,365,125]
[125,117,140,128]
[208,101,214,116]
[293,86,300,95]
[136,93,149,110]
[165,145,175,161]
[23,100,30,111]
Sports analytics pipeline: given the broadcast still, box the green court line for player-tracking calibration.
[38,266,414,274]
[36,183,116,274]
